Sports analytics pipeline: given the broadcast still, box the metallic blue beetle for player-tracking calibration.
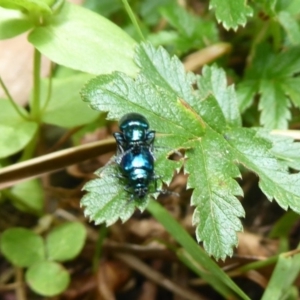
[119,147,156,198]
[113,113,157,199]
[113,113,155,154]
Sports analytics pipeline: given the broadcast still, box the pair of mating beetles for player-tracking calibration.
[112,113,161,200]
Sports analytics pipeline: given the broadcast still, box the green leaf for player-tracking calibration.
[276,0,300,15]
[286,0,300,15]
[80,43,300,259]
[257,130,300,171]
[282,77,300,106]
[238,44,300,129]
[261,252,300,300]
[0,7,33,39]
[11,179,44,214]
[236,80,258,112]
[0,100,37,158]
[45,222,86,261]
[139,0,173,26]
[0,0,52,15]
[209,0,253,30]
[226,128,300,214]
[28,2,138,76]
[278,11,300,45]
[197,65,241,127]
[134,43,197,104]
[185,128,244,259]
[82,165,152,225]
[147,30,178,48]
[81,43,242,258]
[84,0,122,17]
[39,74,99,128]
[159,3,218,53]
[81,43,205,227]
[81,75,204,141]
[259,80,291,129]
[0,228,45,267]
[26,261,70,296]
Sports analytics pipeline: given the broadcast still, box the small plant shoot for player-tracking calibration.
[81,43,300,260]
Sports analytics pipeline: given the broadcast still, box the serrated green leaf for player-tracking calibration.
[257,130,300,170]
[194,94,227,132]
[278,11,300,45]
[226,128,300,213]
[80,43,197,224]
[0,100,37,158]
[82,165,152,225]
[81,72,204,139]
[159,3,218,53]
[0,228,45,267]
[28,2,138,76]
[81,43,244,259]
[134,41,196,104]
[26,261,70,296]
[238,44,300,129]
[39,74,99,128]
[197,65,241,127]
[259,81,291,129]
[80,43,300,259]
[81,44,205,148]
[0,7,33,39]
[209,0,253,30]
[185,128,244,259]
[45,222,86,261]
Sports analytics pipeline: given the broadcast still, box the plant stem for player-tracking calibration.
[122,0,145,42]
[236,247,300,274]
[31,48,42,121]
[15,267,26,300]
[19,127,39,161]
[92,225,108,272]
[0,76,28,120]
[41,61,54,113]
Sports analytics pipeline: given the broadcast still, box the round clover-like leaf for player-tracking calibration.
[26,261,70,296]
[0,228,45,267]
[45,222,86,262]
